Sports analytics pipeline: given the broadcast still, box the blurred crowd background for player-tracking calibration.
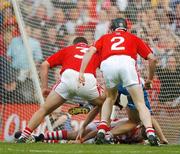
[0,0,179,105]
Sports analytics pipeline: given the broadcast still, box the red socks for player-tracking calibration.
[21,127,33,139]
[45,130,67,140]
[97,121,110,134]
[146,127,155,137]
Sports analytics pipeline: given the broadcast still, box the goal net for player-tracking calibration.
[0,0,180,144]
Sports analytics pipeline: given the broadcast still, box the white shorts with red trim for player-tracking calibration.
[100,55,140,88]
[53,69,101,100]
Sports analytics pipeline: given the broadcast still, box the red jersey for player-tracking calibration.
[94,30,152,62]
[47,43,100,75]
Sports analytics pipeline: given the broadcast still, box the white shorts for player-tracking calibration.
[100,55,140,88]
[53,69,101,100]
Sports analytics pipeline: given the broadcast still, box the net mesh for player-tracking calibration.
[0,0,180,144]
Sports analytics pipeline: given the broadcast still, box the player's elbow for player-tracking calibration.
[147,53,158,64]
[89,46,97,54]
[40,61,50,70]
[150,57,158,64]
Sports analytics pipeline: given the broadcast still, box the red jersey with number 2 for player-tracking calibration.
[47,43,100,75]
[94,30,152,62]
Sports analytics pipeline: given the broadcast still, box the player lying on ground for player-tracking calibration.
[79,17,158,146]
[43,118,146,144]
[110,83,168,144]
[16,37,105,143]
[14,117,148,144]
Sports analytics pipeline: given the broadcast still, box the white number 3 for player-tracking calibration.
[74,47,89,59]
[111,37,125,50]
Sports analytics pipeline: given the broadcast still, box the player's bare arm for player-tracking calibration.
[40,61,51,97]
[76,105,100,140]
[145,53,157,90]
[82,106,100,128]
[81,130,98,143]
[79,46,97,85]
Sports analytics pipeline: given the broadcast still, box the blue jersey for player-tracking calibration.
[117,84,152,113]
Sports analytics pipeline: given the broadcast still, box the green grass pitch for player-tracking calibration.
[0,142,180,154]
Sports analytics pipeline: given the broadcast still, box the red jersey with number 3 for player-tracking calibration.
[94,30,152,62]
[47,43,100,75]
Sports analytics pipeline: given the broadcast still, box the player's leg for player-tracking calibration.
[95,87,118,144]
[127,85,151,126]
[43,126,94,143]
[16,129,85,143]
[29,91,66,129]
[143,89,167,144]
[127,105,168,144]
[127,85,158,145]
[95,56,123,144]
[44,130,78,141]
[116,56,158,145]
[17,91,66,142]
[99,87,118,127]
[127,94,166,145]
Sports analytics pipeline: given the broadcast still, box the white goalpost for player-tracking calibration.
[11,0,53,132]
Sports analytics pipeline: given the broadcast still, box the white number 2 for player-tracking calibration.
[74,47,89,59]
[111,37,125,50]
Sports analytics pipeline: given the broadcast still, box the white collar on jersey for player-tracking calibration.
[115,28,127,31]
